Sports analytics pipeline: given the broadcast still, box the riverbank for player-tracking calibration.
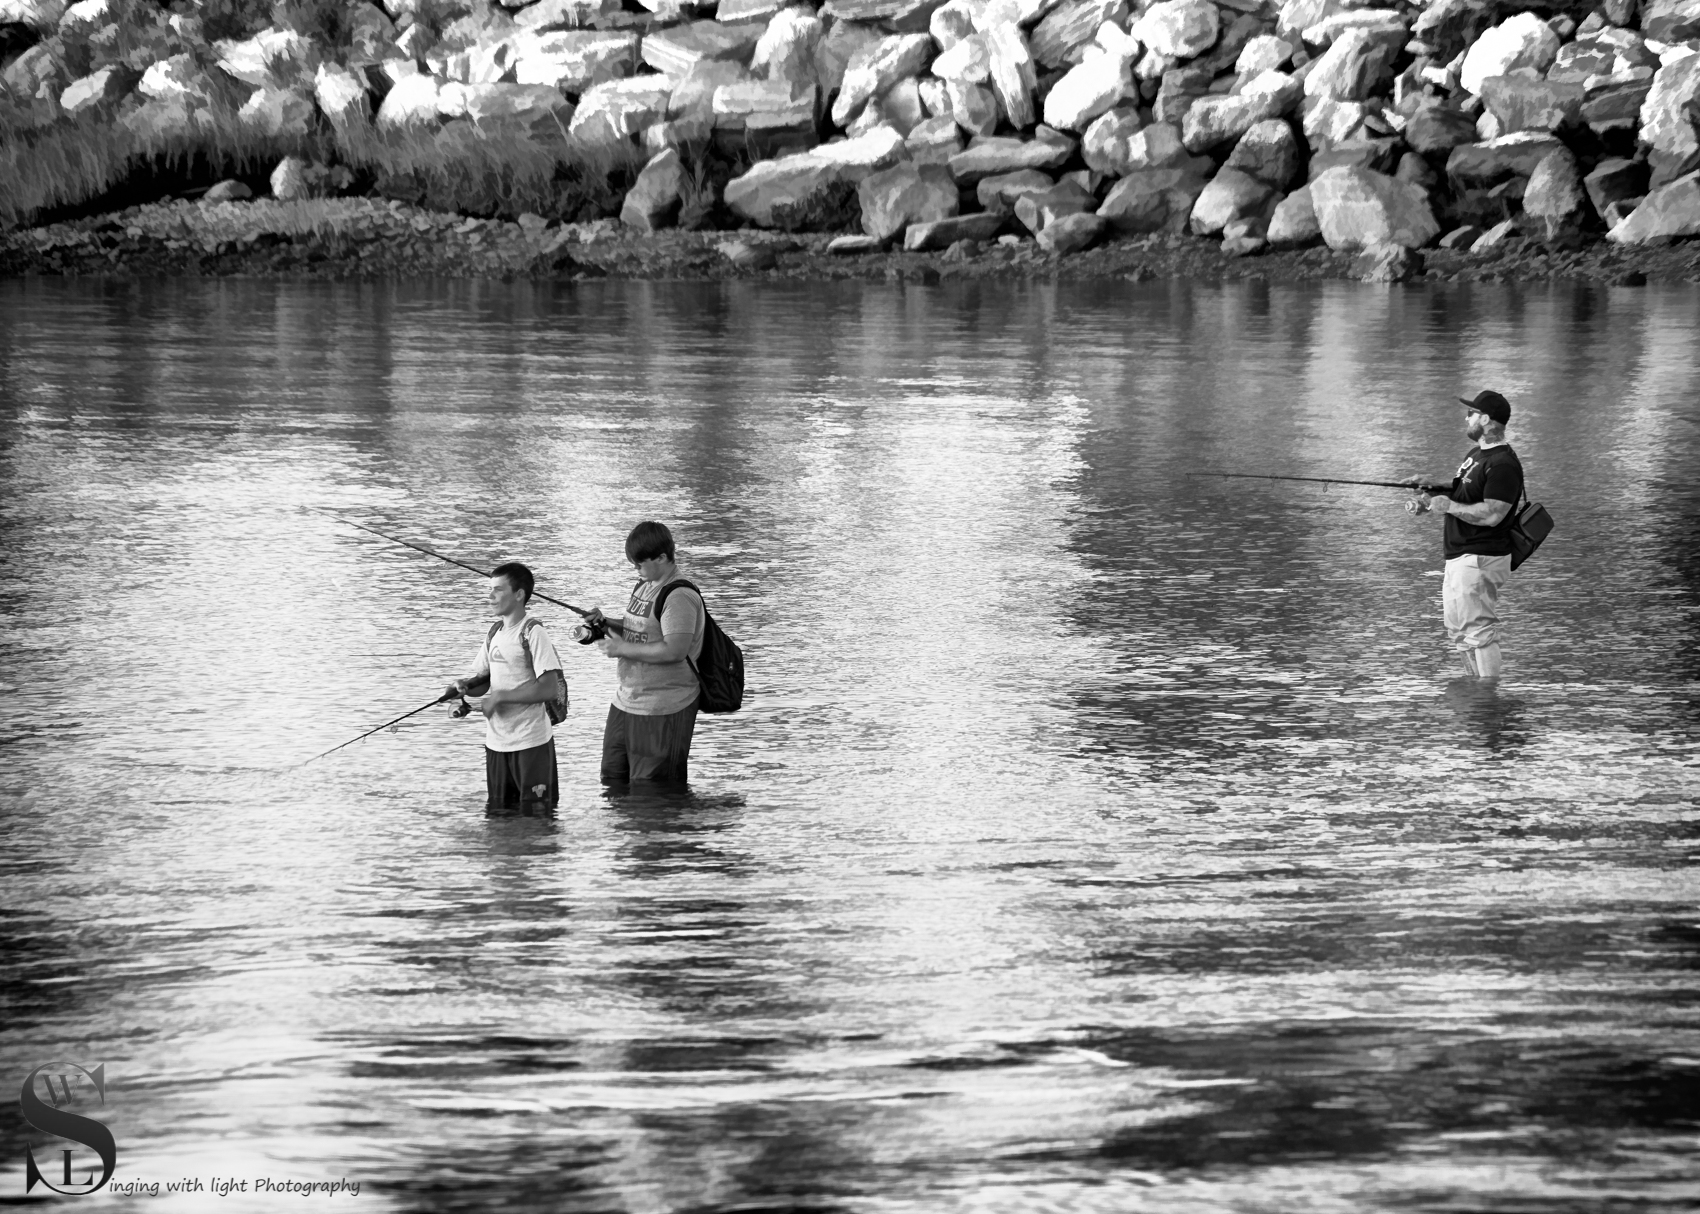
[4,194,1697,282]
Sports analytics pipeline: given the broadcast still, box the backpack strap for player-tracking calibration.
[489,618,554,682]
[652,579,705,686]
[653,578,700,626]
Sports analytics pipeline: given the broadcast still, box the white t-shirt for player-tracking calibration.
[468,616,564,753]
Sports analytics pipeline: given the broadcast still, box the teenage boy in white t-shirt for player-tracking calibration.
[446,562,566,810]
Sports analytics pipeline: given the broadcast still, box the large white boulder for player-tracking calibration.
[1236,34,1292,76]
[621,147,685,231]
[6,0,64,30]
[511,30,639,92]
[459,82,572,123]
[59,66,130,115]
[1190,165,1274,236]
[568,75,673,145]
[1607,168,1700,242]
[376,73,443,126]
[1302,26,1395,102]
[1098,164,1212,232]
[1639,55,1700,179]
[1309,165,1439,250]
[813,18,883,95]
[906,113,964,163]
[1523,147,1588,238]
[933,31,991,83]
[1132,0,1219,59]
[138,54,209,102]
[1224,118,1301,188]
[831,33,934,125]
[1082,106,1143,173]
[978,167,1054,213]
[947,79,1000,135]
[314,62,369,126]
[1181,69,1299,152]
[724,124,908,226]
[669,59,749,124]
[983,22,1037,129]
[641,20,765,79]
[714,79,816,132]
[55,0,104,36]
[1031,0,1130,70]
[858,161,958,240]
[1041,43,1133,131]
[513,0,621,30]
[752,7,823,93]
[1458,13,1560,97]
[1266,182,1320,246]
[215,27,315,90]
[946,127,1075,182]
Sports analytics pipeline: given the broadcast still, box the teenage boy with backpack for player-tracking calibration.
[446,561,568,810]
[585,521,708,786]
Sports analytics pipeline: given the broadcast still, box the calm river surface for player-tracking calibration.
[2,278,1698,1212]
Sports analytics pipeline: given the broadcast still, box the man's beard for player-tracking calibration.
[1465,420,1485,440]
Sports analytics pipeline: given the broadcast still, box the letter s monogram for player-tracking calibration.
[20,1064,116,1194]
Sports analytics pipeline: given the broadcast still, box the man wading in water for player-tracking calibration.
[585,521,705,786]
[1406,390,1526,679]
[446,562,567,810]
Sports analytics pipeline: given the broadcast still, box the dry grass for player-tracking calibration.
[0,97,651,228]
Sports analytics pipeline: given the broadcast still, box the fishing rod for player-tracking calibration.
[299,689,460,766]
[1193,472,1454,493]
[307,506,596,619]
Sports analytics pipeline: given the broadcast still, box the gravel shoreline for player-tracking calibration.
[4,195,1698,284]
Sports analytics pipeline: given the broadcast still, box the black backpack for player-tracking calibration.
[653,579,744,714]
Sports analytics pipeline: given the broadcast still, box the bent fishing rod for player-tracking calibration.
[305,506,596,619]
[1192,472,1454,493]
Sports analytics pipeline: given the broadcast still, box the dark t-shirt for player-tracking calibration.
[1444,443,1524,559]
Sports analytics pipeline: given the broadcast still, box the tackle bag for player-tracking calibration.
[469,618,569,724]
[653,578,745,714]
[1508,489,1554,572]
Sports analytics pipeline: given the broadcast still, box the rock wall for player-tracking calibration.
[3,0,1700,254]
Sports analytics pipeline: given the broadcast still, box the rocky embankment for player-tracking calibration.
[3,0,1700,280]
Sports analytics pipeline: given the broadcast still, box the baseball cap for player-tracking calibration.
[1459,389,1511,425]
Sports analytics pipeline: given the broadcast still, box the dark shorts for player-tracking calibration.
[601,702,698,785]
[486,739,559,809]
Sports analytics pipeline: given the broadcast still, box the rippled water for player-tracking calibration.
[2,278,1698,1212]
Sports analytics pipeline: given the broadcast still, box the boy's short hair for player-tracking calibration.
[491,561,535,602]
[625,521,676,564]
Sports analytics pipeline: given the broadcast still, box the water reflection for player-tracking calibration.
[1,278,1697,1212]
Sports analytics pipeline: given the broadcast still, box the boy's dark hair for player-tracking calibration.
[492,562,535,602]
[625,521,676,564]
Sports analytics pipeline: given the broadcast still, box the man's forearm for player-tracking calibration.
[611,638,691,664]
[1437,498,1512,526]
[490,672,564,703]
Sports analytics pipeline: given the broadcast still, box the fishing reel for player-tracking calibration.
[450,676,490,718]
[570,618,612,645]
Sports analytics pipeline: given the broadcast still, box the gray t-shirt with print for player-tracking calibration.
[613,574,703,717]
